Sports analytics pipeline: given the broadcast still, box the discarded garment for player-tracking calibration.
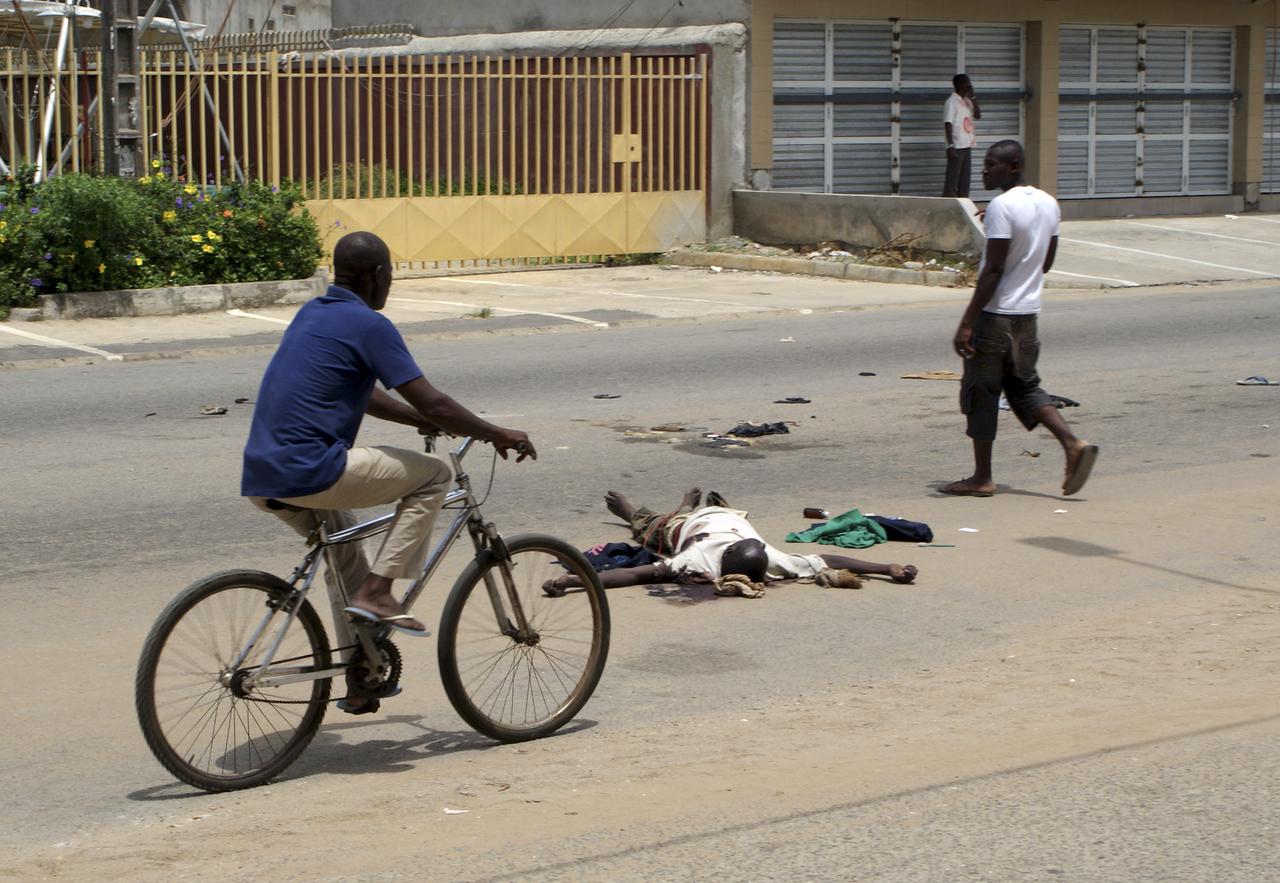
[582,542,661,573]
[785,508,888,549]
[868,515,933,544]
[772,397,811,404]
[726,421,790,438]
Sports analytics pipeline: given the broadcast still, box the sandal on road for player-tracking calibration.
[1063,444,1100,497]
[1236,376,1277,386]
[941,480,994,497]
[344,605,430,637]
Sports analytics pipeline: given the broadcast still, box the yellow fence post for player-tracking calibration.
[267,51,281,188]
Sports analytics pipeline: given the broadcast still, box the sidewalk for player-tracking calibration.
[3,211,1278,368]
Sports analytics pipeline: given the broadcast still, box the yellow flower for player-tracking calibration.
[151,159,162,169]
[0,235,6,245]
[201,244,215,253]
[184,184,197,195]
[134,256,144,266]
[98,262,106,273]
[0,220,7,229]
[84,239,95,248]
[191,234,203,242]
[205,229,218,240]
[162,210,176,222]
[139,176,152,186]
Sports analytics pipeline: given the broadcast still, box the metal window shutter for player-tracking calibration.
[899,99,942,139]
[774,103,826,140]
[1267,30,1279,191]
[964,26,1021,84]
[1143,140,1184,194]
[1058,103,1089,136]
[1094,141,1139,195]
[899,142,949,196]
[1144,100,1185,135]
[833,23,893,83]
[1096,29,1139,84]
[832,103,892,139]
[1190,30,1233,86]
[773,22,826,83]
[772,142,827,191]
[1059,28,1092,84]
[1145,29,1188,85]
[899,25,958,82]
[1188,140,1230,192]
[1057,141,1090,196]
[832,143,893,194]
[1096,103,1138,136]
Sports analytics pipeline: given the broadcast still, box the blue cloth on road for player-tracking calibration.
[582,542,662,572]
[241,285,423,498]
[869,515,934,543]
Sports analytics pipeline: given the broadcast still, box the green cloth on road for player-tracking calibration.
[785,508,888,549]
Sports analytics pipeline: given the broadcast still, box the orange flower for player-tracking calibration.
[222,209,234,218]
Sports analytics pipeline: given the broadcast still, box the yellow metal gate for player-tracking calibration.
[135,48,709,266]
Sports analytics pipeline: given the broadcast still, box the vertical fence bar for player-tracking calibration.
[96,55,105,171]
[268,52,281,187]
[496,56,504,195]
[483,55,491,194]
[432,56,440,195]
[283,49,293,185]
[379,55,388,197]
[645,56,654,192]
[339,55,348,197]
[4,50,13,171]
[238,51,250,181]
[522,55,529,196]
[571,56,580,194]
[182,52,194,182]
[364,56,375,197]
[254,51,265,184]
[325,54,335,197]
[659,57,668,191]
[310,55,320,198]
[403,54,412,197]
[392,55,401,196]
[534,56,543,195]
[699,52,708,194]
[419,56,428,197]
[558,55,567,194]
[470,55,478,194]
[621,53,632,199]
[445,56,452,195]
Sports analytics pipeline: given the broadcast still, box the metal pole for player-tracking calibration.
[102,0,141,177]
[34,11,71,182]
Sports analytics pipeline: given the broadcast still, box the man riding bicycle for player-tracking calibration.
[242,231,535,665]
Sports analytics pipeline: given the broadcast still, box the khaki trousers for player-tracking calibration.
[249,446,454,656]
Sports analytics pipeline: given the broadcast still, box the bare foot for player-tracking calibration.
[941,478,995,497]
[681,487,702,509]
[888,564,918,584]
[604,490,636,521]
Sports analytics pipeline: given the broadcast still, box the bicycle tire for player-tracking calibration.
[135,570,332,792]
[438,533,610,742]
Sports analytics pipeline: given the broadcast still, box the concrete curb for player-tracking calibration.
[13,271,327,321]
[662,249,961,287]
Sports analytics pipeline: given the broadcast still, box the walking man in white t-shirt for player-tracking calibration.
[943,74,981,198]
[944,140,1098,498]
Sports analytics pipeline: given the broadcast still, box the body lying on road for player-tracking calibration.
[544,489,918,598]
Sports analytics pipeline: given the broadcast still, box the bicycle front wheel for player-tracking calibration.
[438,534,610,742]
[135,570,332,792]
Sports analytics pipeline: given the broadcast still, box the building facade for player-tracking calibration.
[176,0,332,34]
[333,0,1280,212]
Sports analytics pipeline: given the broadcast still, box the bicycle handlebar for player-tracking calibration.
[422,433,529,461]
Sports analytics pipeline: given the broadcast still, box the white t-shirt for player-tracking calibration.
[664,507,826,581]
[944,93,977,150]
[979,185,1061,315]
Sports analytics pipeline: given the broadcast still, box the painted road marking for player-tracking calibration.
[0,324,123,361]
[1126,221,1280,247]
[1235,216,1280,225]
[1048,269,1140,287]
[449,277,770,310]
[227,308,291,325]
[388,297,609,328]
[1061,238,1276,278]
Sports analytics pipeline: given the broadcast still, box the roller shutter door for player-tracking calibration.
[1266,30,1280,193]
[1058,25,1234,198]
[772,20,1024,196]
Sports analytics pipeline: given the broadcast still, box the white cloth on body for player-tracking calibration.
[664,507,826,582]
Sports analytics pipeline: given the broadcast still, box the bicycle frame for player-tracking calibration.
[240,436,526,692]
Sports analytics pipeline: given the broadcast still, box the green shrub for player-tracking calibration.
[0,168,323,318]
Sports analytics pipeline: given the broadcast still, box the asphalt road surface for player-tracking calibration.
[3,283,1277,881]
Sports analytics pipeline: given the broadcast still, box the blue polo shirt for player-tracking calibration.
[241,286,423,498]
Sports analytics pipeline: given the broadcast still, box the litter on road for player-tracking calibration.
[902,370,962,381]
[1237,376,1277,386]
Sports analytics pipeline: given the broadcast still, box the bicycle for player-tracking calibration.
[135,435,610,792]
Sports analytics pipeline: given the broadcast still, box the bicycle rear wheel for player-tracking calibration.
[135,570,331,792]
[438,534,610,742]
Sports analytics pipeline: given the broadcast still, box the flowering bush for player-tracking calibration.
[0,165,323,318]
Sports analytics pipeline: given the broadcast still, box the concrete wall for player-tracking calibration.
[750,0,1275,205]
[330,0,748,37]
[179,0,332,34]
[733,190,986,257]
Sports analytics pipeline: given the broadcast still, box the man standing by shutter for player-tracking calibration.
[943,74,981,198]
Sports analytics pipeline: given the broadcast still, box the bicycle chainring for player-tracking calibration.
[347,636,402,700]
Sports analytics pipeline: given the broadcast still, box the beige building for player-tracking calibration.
[750,0,1280,211]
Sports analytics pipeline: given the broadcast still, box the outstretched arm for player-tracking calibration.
[818,553,917,584]
[395,376,534,461]
[546,563,672,593]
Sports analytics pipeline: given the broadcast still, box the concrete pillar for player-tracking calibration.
[1024,9,1061,194]
[1233,23,1264,207]
[101,0,141,178]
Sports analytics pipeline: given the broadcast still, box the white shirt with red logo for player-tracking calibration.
[944,93,977,150]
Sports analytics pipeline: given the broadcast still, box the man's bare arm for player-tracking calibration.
[954,238,1010,357]
[366,387,436,430]
[547,563,671,592]
[1043,235,1059,273]
[395,376,534,460]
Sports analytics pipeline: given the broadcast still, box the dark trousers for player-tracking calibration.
[944,147,972,198]
[960,313,1055,442]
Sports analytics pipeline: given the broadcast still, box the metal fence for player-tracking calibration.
[4,47,710,264]
[1,45,104,179]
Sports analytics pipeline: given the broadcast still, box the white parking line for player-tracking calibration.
[388,297,609,328]
[1236,216,1280,225]
[1061,238,1276,277]
[0,324,124,360]
[1047,269,1140,287]
[1126,221,1280,247]
[227,308,291,325]
[450,277,768,310]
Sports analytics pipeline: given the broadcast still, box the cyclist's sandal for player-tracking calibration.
[344,605,430,637]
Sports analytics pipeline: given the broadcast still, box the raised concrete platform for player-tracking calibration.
[664,248,961,286]
[12,272,327,321]
[732,190,985,258]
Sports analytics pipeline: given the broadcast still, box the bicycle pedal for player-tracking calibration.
[336,696,381,715]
